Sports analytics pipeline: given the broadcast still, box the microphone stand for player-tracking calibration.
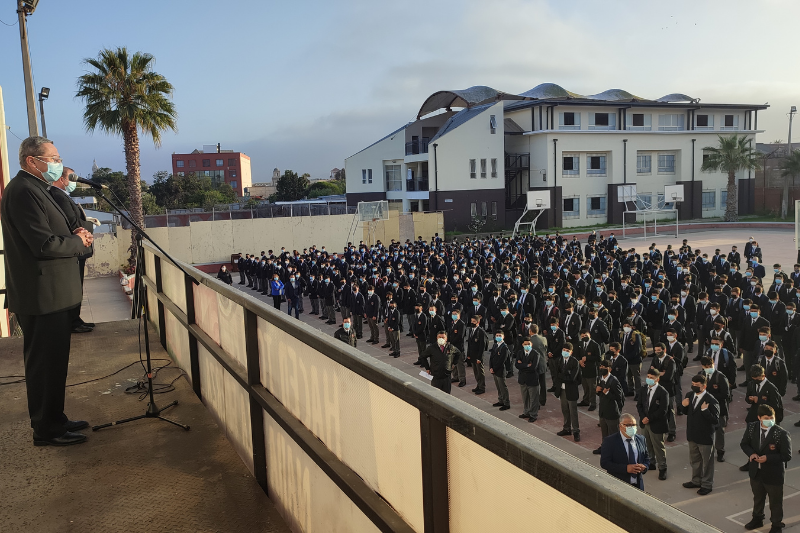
[89,185,192,432]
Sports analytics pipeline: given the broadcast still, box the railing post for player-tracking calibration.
[245,307,268,493]
[420,412,449,533]
[154,256,167,348]
[184,274,202,400]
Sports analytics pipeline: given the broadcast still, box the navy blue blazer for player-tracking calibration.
[600,431,651,490]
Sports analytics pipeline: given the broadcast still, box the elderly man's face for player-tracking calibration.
[55,168,73,190]
[27,142,60,178]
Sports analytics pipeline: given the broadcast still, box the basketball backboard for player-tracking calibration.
[618,184,637,202]
[664,184,685,202]
[526,190,551,210]
[357,201,389,222]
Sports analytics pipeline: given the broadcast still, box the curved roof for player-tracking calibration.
[655,93,697,103]
[519,83,583,99]
[585,88,645,101]
[417,86,523,118]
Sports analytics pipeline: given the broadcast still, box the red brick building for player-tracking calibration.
[171,145,252,197]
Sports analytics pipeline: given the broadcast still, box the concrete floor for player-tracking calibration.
[228,227,800,533]
[80,276,134,324]
[0,319,289,533]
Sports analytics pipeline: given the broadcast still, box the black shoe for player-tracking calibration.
[577,401,590,407]
[519,414,530,419]
[450,378,459,383]
[81,322,96,328]
[472,388,479,392]
[588,405,596,411]
[392,353,400,358]
[556,429,572,436]
[65,420,89,432]
[326,320,336,325]
[738,365,746,372]
[687,347,693,354]
[792,395,800,402]
[697,487,712,495]
[406,333,414,337]
[676,409,684,416]
[320,316,328,320]
[692,356,701,361]
[528,417,537,423]
[649,464,657,471]
[413,361,422,366]
[716,451,725,462]
[744,519,764,531]
[739,381,749,387]
[658,469,667,480]
[72,325,93,333]
[356,335,363,339]
[592,447,602,455]
[381,344,390,348]
[740,463,750,471]
[682,481,700,488]
[492,402,504,407]
[794,420,800,427]
[768,525,784,533]
[474,390,485,395]
[458,381,466,387]
[667,434,676,442]
[499,405,510,411]
[546,387,556,393]
[624,391,634,397]
[573,432,581,442]
[33,431,87,447]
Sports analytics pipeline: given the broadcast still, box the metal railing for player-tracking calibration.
[141,241,720,533]
[406,179,429,192]
[405,139,430,156]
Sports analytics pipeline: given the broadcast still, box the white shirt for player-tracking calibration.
[621,431,639,484]
[647,384,657,406]
[692,390,708,410]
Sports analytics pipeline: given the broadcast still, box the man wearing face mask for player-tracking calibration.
[600,413,650,490]
[489,331,512,410]
[701,356,731,462]
[681,373,720,495]
[757,340,788,397]
[422,331,462,394]
[740,405,792,533]
[2,137,94,446]
[50,167,95,334]
[554,343,582,442]
[334,317,357,348]
[516,337,543,422]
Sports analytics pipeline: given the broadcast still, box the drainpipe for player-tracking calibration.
[552,138,558,189]
[691,138,696,218]
[623,139,628,184]
[433,143,439,211]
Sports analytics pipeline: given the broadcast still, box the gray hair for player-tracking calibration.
[18,136,52,168]
[619,413,636,424]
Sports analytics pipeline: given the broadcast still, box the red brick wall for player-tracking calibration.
[171,152,249,197]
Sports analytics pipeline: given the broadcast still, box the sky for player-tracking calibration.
[0,0,797,184]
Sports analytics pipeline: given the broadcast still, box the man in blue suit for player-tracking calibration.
[600,413,651,490]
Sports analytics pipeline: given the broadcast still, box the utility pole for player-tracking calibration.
[783,106,796,219]
[17,0,39,137]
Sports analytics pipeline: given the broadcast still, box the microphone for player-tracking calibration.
[68,173,109,189]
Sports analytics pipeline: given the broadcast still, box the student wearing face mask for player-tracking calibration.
[740,405,793,533]
[269,273,285,310]
[448,309,466,385]
[554,343,582,441]
[741,305,771,386]
[466,315,488,394]
[334,317,357,348]
[489,331,512,410]
[636,368,669,480]
[680,373,720,495]
[422,331,462,394]
[757,341,788,397]
[545,317,565,392]
[516,336,544,422]
[576,329,601,411]
[741,366,784,476]
[700,356,731,462]
[426,305,447,347]
[600,413,650,490]
[412,304,428,365]
[592,358,624,455]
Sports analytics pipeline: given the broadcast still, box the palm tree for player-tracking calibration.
[76,47,177,268]
[701,134,761,222]
[780,149,800,219]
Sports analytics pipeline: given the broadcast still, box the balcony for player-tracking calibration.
[505,153,530,170]
[404,138,429,156]
[406,178,429,192]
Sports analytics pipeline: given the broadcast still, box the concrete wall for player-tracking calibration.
[85,211,443,276]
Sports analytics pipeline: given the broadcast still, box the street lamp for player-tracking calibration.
[38,87,49,138]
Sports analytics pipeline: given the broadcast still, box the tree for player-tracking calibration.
[468,215,486,236]
[76,47,178,268]
[307,180,344,198]
[73,167,148,213]
[700,134,761,222]
[140,191,162,215]
[275,170,310,201]
[780,150,800,219]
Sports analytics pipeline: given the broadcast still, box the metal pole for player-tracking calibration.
[17,2,39,137]
[38,95,47,138]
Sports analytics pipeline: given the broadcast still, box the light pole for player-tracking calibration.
[38,87,49,138]
[17,0,40,137]
[783,106,797,218]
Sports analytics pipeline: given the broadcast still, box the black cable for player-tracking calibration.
[0,17,17,26]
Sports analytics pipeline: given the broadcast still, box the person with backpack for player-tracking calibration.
[516,336,544,422]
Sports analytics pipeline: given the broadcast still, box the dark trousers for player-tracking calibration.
[750,477,784,526]
[367,317,380,342]
[17,310,73,438]
[352,314,363,337]
[238,269,245,283]
[272,296,282,309]
[70,257,87,328]
[286,298,299,318]
[431,376,451,394]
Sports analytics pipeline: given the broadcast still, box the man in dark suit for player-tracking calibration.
[576,329,601,410]
[620,321,643,398]
[516,336,544,422]
[364,286,381,343]
[757,341,789,397]
[421,331,462,394]
[2,137,93,446]
[489,331,512,410]
[701,356,731,462]
[554,342,582,442]
[681,373,720,495]
[237,253,246,285]
[740,405,793,533]
[600,413,651,490]
[386,300,401,357]
[650,342,677,441]
[607,342,629,396]
[637,367,670,480]
[466,315,488,394]
[741,305,771,386]
[593,358,624,455]
[412,303,429,366]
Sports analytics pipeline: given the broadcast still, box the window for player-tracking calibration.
[491,201,497,220]
[587,155,607,176]
[490,158,497,178]
[490,115,497,134]
[480,159,487,179]
[189,160,197,168]
[469,159,477,179]
[637,154,652,174]
[177,171,184,176]
[658,114,685,131]
[721,114,739,130]
[559,112,580,130]
[228,158,236,166]
[216,159,224,167]
[657,154,675,173]
[563,197,580,218]
[627,113,652,131]
[230,170,237,178]
[362,169,367,184]
[230,180,237,189]
[589,112,615,130]
[202,159,211,167]
[702,153,711,169]
[563,155,579,176]
[696,114,713,130]
[702,190,716,210]
[385,164,402,191]
[481,201,487,218]
[587,196,606,216]
[720,189,728,207]
[636,194,652,210]
[176,160,184,168]
[368,169,373,184]
[470,202,477,218]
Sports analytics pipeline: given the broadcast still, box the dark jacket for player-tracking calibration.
[422,342,460,379]
[575,338,601,379]
[515,346,543,386]
[600,432,650,490]
[597,374,624,420]
[739,422,792,485]
[636,384,669,434]
[620,330,643,365]
[49,186,93,259]
[217,268,233,284]
[684,391,720,445]
[706,370,731,418]
[608,354,628,391]
[757,355,789,397]
[466,325,488,362]
[1,171,86,315]
[745,379,784,423]
[489,342,512,374]
[649,355,676,396]
[554,355,581,401]
[334,326,357,347]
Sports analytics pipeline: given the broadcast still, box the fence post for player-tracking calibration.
[153,256,167,348]
[245,307,268,493]
[184,274,202,399]
[420,412,449,533]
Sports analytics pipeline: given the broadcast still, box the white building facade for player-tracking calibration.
[345,84,766,232]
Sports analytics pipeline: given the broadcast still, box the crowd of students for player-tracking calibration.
[230,231,795,532]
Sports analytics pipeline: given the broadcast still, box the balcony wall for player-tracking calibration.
[141,241,721,533]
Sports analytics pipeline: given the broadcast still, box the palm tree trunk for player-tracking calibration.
[725,170,738,222]
[123,121,144,268]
